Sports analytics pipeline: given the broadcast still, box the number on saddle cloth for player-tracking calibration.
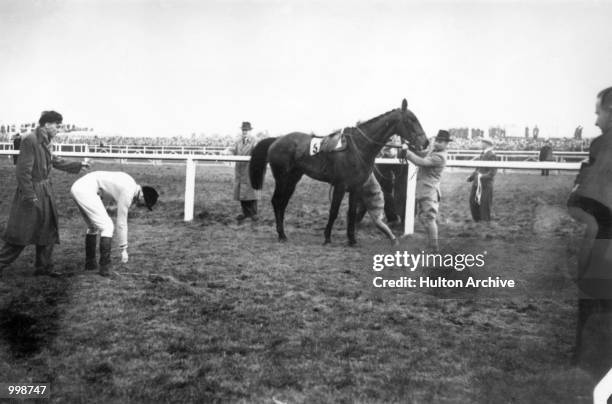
[309,129,348,156]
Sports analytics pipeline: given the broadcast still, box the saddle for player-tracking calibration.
[309,129,348,156]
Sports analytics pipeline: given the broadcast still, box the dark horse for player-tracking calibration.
[249,99,428,245]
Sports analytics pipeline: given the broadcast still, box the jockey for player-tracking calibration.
[70,171,158,276]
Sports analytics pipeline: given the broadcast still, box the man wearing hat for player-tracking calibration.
[0,110,89,277]
[467,137,497,222]
[232,121,260,221]
[539,139,554,176]
[401,130,452,251]
[70,171,159,276]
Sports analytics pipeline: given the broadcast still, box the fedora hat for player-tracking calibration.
[435,130,452,142]
[481,137,494,146]
[241,121,252,131]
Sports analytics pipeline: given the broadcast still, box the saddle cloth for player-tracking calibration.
[309,129,348,156]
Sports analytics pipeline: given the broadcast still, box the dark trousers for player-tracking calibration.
[469,181,493,221]
[0,242,54,272]
[394,165,408,224]
[567,196,612,377]
[575,299,612,378]
[374,165,402,223]
[240,200,258,217]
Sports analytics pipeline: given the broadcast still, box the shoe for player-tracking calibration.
[236,214,247,221]
[99,236,112,277]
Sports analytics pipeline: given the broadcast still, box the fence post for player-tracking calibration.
[184,158,196,221]
[403,162,417,236]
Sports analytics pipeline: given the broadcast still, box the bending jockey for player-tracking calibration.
[70,171,158,276]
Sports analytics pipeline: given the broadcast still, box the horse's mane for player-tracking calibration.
[326,108,399,137]
[357,108,398,127]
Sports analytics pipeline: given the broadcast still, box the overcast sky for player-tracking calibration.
[1,0,610,138]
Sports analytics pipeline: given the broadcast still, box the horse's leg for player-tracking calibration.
[347,189,358,246]
[271,167,303,242]
[324,184,345,245]
[271,185,288,242]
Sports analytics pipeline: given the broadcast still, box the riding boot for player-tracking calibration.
[99,236,112,276]
[85,234,98,271]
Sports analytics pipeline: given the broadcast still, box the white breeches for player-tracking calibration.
[71,186,114,238]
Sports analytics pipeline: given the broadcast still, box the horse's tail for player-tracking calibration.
[249,137,277,190]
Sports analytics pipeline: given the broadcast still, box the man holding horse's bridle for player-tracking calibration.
[401,130,452,252]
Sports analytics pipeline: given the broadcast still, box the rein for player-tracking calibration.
[353,123,413,151]
[354,125,388,147]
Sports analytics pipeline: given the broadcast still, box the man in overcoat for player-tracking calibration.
[467,138,497,222]
[233,121,260,221]
[539,139,554,176]
[567,86,612,376]
[0,111,88,277]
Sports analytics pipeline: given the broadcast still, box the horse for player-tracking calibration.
[249,99,428,245]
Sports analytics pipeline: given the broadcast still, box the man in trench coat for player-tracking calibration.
[232,121,260,221]
[0,111,88,277]
[467,138,497,222]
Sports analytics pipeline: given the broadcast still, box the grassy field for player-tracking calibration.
[0,157,598,403]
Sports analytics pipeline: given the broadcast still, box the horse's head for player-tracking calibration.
[395,99,429,151]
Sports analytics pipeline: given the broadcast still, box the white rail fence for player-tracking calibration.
[0,142,588,161]
[0,150,582,236]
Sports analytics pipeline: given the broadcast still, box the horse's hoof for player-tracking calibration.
[323,239,331,246]
[391,238,400,246]
[278,236,288,243]
[347,240,357,247]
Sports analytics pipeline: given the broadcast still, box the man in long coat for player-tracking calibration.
[233,121,260,221]
[467,138,497,222]
[567,86,612,377]
[539,139,554,176]
[0,111,87,277]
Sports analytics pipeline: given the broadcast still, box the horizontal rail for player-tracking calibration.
[0,150,582,170]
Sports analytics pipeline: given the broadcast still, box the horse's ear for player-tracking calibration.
[401,99,408,111]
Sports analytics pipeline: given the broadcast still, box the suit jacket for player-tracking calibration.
[539,145,554,161]
[2,127,82,245]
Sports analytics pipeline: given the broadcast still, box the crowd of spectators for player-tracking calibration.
[449,136,589,151]
[0,124,589,152]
